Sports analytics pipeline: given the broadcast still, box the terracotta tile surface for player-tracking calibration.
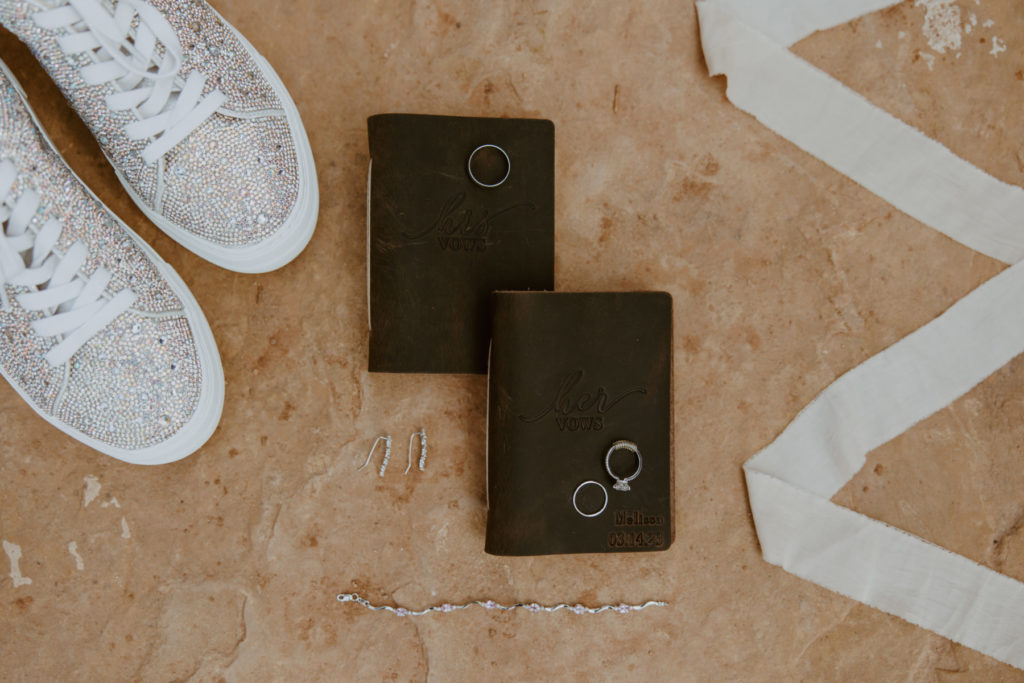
[2,1,1023,680]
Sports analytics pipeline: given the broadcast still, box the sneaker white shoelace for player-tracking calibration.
[33,0,226,165]
[0,159,135,366]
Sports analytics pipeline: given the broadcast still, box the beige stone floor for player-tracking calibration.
[1,1,1024,680]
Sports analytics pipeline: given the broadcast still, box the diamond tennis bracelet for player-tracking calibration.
[337,592,667,616]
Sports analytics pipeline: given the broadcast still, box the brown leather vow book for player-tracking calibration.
[486,292,674,556]
[366,113,555,374]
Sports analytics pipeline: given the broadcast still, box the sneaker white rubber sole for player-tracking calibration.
[0,60,225,466]
[112,4,319,274]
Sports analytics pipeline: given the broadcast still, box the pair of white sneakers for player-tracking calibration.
[0,0,318,464]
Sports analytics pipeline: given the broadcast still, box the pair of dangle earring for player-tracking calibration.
[358,429,427,476]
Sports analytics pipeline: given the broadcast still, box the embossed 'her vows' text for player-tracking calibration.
[518,369,646,432]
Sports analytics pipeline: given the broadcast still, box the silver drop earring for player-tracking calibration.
[358,435,393,476]
[405,429,427,474]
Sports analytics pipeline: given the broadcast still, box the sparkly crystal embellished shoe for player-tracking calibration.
[0,60,223,464]
[0,0,318,273]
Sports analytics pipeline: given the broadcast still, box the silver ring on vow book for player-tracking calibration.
[605,440,642,492]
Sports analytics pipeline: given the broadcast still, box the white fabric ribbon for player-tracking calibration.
[697,0,1024,669]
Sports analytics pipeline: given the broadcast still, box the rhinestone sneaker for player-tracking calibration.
[0,59,223,464]
[0,0,318,273]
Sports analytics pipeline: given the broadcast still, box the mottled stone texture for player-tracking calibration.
[2,1,1024,680]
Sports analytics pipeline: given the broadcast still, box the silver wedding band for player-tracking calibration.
[467,144,510,188]
[572,480,608,518]
[605,440,642,492]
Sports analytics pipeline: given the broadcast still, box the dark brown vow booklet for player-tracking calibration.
[367,114,555,374]
[486,292,673,556]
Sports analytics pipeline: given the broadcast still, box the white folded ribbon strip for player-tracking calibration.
[697,0,1024,669]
